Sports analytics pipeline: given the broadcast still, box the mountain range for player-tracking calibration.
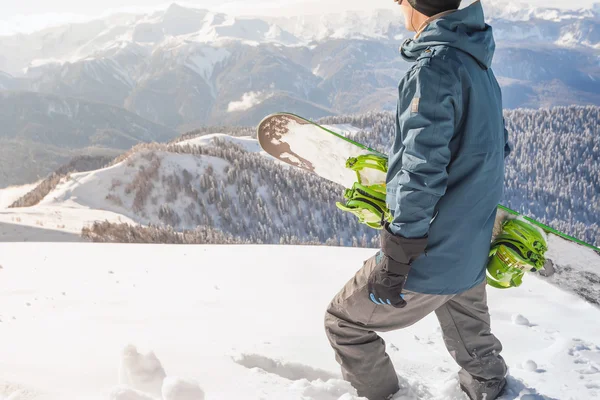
[1,1,600,187]
[0,91,177,187]
[1,1,599,129]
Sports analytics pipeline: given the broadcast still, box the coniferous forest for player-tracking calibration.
[63,106,599,249]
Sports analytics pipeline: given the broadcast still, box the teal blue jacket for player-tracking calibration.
[386,1,510,294]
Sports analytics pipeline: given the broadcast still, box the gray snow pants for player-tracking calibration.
[324,254,507,400]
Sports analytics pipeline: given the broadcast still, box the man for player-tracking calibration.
[324,1,511,400]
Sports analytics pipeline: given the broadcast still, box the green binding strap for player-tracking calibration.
[336,182,392,229]
[337,155,599,257]
[501,218,548,254]
[498,205,599,253]
[346,155,388,184]
[486,246,526,289]
[337,154,391,229]
[485,219,547,289]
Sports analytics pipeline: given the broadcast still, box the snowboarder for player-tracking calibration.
[324,1,510,399]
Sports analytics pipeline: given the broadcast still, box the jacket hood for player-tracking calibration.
[400,1,495,69]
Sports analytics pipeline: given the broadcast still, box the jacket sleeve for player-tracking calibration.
[388,64,459,239]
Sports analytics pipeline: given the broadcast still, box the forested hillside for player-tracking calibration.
[319,106,600,247]
[11,106,599,249]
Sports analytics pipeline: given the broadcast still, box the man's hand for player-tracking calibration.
[368,224,428,307]
[368,251,411,307]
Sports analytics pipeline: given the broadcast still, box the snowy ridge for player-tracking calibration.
[36,150,230,229]
[483,0,597,22]
[177,134,262,153]
[0,183,40,209]
[2,3,599,131]
[3,131,373,245]
[0,126,359,238]
[2,1,600,78]
[0,244,599,399]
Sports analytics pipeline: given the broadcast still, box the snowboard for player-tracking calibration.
[257,112,600,255]
[257,112,386,189]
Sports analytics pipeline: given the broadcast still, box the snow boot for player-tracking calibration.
[459,371,507,400]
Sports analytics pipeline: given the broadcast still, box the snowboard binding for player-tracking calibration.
[336,154,392,229]
[336,182,391,229]
[346,154,388,176]
[486,219,548,289]
[337,154,549,289]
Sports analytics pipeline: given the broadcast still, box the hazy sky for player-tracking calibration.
[1,0,598,35]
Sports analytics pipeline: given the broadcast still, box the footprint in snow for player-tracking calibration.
[566,338,600,395]
[498,375,559,400]
[389,375,432,400]
[289,379,363,400]
[234,353,357,400]
[511,314,533,327]
[577,365,600,375]
[568,339,600,367]
[233,353,338,382]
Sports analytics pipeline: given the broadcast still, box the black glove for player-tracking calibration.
[367,224,428,308]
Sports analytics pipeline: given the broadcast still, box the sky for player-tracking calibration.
[1,0,598,35]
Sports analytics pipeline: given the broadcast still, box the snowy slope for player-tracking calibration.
[0,183,40,209]
[20,142,353,244]
[0,182,136,240]
[36,127,359,224]
[31,151,205,229]
[178,134,262,153]
[0,244,599,400]
[0,204,136,235]
[0,126,372,242]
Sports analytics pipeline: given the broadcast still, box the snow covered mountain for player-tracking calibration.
[0,91,178,188]
[0,1,599,132]
[0,242,599,399]
[3,106,598,248]
[0,126,377,246]
[0,92,177,148]
[1,1,598,75]
[0,71,19,90]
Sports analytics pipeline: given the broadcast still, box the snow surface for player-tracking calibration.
[0,127,599,398]
[0,126,366,236]
[0,180,137,239]
[0,244,599,399]
[178,134,262,154]
[0,183,40,209]
[29,152,216,230]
